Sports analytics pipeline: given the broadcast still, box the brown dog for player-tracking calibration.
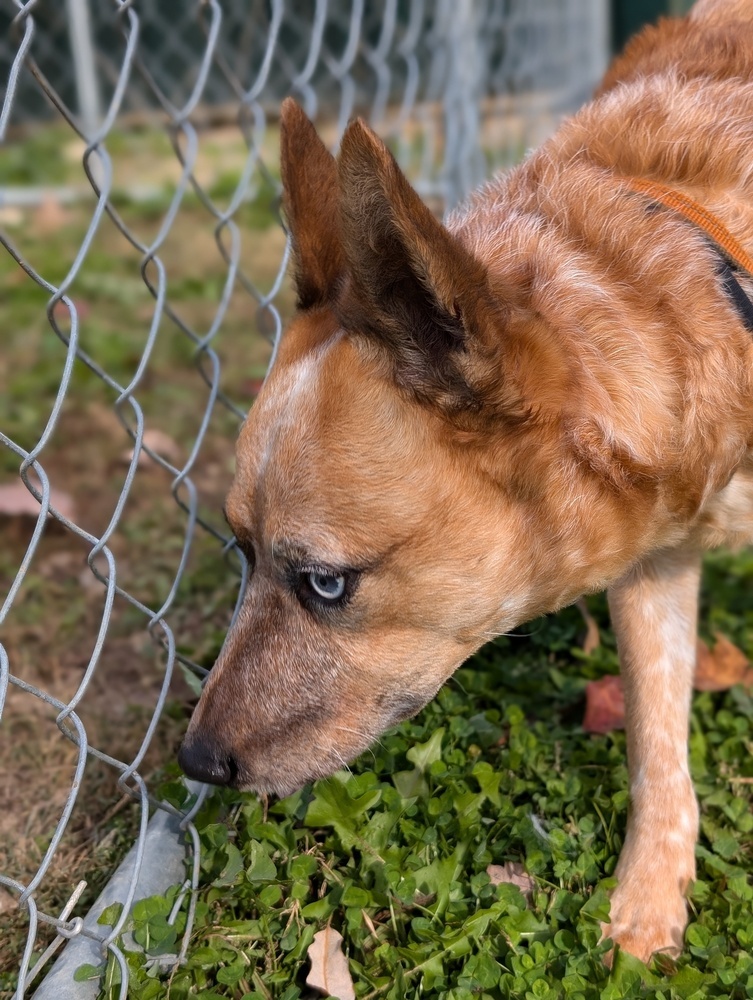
[179,0,753,962]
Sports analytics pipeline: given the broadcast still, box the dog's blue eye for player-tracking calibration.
[308,571,346,601]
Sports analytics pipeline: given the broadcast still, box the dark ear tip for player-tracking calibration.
[339,116,388,168]
[345,115,369,133]
[280,98,330,166]
[280,96,307,130]
[339,116,365,146]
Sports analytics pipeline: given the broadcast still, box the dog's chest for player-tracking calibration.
[693,451,753,549]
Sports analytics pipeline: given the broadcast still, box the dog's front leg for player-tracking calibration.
[604,547,701,963]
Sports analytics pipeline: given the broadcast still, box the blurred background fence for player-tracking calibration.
[0,0,609,996]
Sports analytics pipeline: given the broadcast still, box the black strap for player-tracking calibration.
[643,199,753,334]
[716,256,753,334]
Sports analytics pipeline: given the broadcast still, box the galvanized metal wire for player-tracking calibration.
[0,0,608,995]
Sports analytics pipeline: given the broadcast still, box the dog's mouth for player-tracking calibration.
[379,690,432,727]
[179,719,375,796]
[233,749,371,799]
[233,757,345,798]
[179,691,436,796]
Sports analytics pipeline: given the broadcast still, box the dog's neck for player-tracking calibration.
[621,174,753,333]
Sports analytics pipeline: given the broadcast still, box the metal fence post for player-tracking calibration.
[65,0,102,137]
[441,0,486,211]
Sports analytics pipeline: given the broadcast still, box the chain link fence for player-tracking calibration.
[0,1,609,996]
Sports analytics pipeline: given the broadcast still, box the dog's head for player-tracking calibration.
[178,101,664,795]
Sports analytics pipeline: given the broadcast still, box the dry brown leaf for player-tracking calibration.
[305,926,356,1000]
[582,674,625,734]
[52,297,90,323]
[695,634,753,691]
[0,483,76,522]
[0,205,23,228]
[0,885,16,914]
[63,137,87,163]
[33,194,70,235]
[85,402,124,437]
[579,635,752,735]
[121,429,182,468]
[576,597,601,654]
[241,375,266,399]
[486,861,535,900]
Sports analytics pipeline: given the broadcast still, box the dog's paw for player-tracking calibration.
[600,878,688,964]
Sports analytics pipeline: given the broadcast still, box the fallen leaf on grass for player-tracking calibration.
[0,482,76,522]
[576,597,601,654]
[0,205,23,228]
[52,297,90,323]
[581,634,753,736]
[486,861,535,901]
[240,376,266,399]
[33,194,70,235]
[121,429,182,468]
[305,926,355,1000]
[695,634,753,691]
[583,674,625,734]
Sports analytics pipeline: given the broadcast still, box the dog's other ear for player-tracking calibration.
[337,117,499,409]
[280,98,344,309]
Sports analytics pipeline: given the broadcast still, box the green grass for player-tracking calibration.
[82,562,753,1000]
[0,126,74,186]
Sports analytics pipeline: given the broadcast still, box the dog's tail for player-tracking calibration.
[689,0,753,27]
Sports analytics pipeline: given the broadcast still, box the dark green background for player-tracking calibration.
[612,0,694,51]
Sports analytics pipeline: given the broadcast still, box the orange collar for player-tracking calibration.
[622,175,753,331]
[623,176,753,272]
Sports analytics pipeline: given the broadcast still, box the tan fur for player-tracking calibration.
[179,0,753,963]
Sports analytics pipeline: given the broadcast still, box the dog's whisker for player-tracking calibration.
[322,743,354,777]
[332,724,385,765]
[479,624,544,640]
[333,723,379,745]
[480,629,536,640]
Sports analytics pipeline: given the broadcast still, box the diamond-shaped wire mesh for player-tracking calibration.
[0,1,608,995]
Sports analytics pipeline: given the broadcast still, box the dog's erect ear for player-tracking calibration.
[280,98,344,309]
[337,118,498,408]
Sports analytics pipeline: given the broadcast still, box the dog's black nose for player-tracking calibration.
[178,735,237,786]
